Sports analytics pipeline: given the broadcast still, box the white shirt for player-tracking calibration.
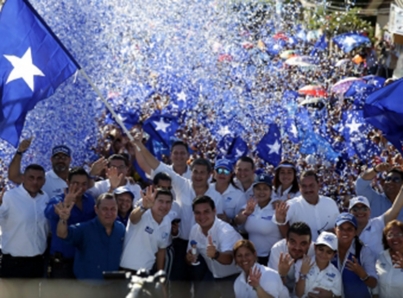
[359,215,385,258]
[88,179,142,206]
[244,202,281,257]
[168,164,192,180]
[272,185,300,202]
[295,261,342,297]
[376,249,403,298]
[234,263,290,298]
[234,177,254,200]
[268,239,315,294]
[211,183,246,219]
[120,209,171,271]
[187,218,242,278]
[42,169,67,198]
[0,185,49,256]
[155,163,223,240]
[273,195,340,241]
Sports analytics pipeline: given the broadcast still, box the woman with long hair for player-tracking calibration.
[272,161,300,202]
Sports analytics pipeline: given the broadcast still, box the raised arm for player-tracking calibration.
[132,133,160,173]
[8,138,32,184]
[360,163,392,181]
[129,186,155,225]
[384,185,403,224]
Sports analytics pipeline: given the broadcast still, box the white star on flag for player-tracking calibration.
[267,140,281,155]
[217,126,231,137]
[234,148,244,158]
[290,124,298,137]
[347,118,361,134]
[176,91,187,103]
[153,118,170,133]
[343,36,357,48]
[4,47,45,92]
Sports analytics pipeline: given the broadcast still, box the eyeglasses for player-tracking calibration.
[109,165,127,171]
[386,232,403,239]
[157,186,172,190]
[385,176,403,183]
[216,168,231,175]
[52,154,69,160]
[351,206,369,213]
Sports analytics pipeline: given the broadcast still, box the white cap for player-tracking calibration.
[315,232,338,251]
[348,196,370,210]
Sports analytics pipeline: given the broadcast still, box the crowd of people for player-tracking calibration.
[0,130,403,298]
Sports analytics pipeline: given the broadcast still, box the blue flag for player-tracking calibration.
[142,113,179,148]
[333,33,370,53]
[256,123,281,166]
[364,78,403,154]
[0,0,79,146]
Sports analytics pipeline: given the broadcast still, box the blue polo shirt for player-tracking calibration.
[64,217,125,280]
[45,193,96,258]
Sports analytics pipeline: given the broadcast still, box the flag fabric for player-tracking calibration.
[364,78,403,154]
[256,123,282,166]
[0,0,80,146]
[333,33,371,53]
[142,113,179,148]
[310,34,328,57]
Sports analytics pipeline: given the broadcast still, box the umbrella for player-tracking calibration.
[272,32,289,41]
[298,85,328,97]
[335,59,350,67]
[280,50,299,60]
[285,56,316,68]
[331,77,364,94]
[362,75,385,89]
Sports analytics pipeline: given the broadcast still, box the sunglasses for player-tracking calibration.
[385,177,402,183]
[351,206,369,213]
[216,168,231,175]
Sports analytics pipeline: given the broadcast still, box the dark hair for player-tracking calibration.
[96,193,116,207]
[236,156,255,170]
[273,160,299,193]
[192,195,215,211]
[190,158,212,173]
[287,222,312,242]
[155,188,174,202]
[108,154,129,167]
[388,167,403,180]
[24,164,45,174]
[382,220,403,250]
[233,239,257,257]
[153,172,172,186]
[68,167,90,181]
[171,140,189,153]
[299,170,319,183]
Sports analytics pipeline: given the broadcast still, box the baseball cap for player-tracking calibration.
[114,186,134,199]
[315,231,338,251]
[348,196,370,210]
[52,145,71,157]
[252,174,272,188]
[214,159,233,172]
[335,212,357,229]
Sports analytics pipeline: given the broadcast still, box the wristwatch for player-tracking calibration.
[213,251,220,260]
[299,272,308,280]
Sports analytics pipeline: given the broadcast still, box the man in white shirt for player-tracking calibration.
[120,187,173,273]
[87,154,142,204]
[268,222,315,294]
[7,138,71,198]
[234,157,255,199]
[273,170,340,241]
[186,195,242,298]
[0,164,49,278]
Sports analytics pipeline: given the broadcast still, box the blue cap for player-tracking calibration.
[190,240,197,246]
[335,212,357,229]
[214,159,233,171]
[252,174,272,187]
[114,186,134,199]
[52,145,71,157]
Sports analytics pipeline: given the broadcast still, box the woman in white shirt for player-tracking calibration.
[235,174,281,265]
[272,161,300,202]
[233,239,289,298]
[376,220,403,298]
[212,159,247,226]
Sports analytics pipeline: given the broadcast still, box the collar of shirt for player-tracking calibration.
[47,169,62,180]
[18,183,45,198]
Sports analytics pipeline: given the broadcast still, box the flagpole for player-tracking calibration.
[79,69,140,150]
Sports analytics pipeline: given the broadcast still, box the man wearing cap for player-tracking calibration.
[355,163,403,221]
[348,186,403,257]
[333,213,378,298]
[211,159,246,226]
[44,167,96,278]
[273,170,340,241]
[268,222,315,295]
[8,138,71,198]
[234,156,256,199]
[114,186,134,227]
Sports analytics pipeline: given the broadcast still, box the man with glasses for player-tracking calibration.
[8,139,72,198]
[355,163,403,221]
[87,154,141,206]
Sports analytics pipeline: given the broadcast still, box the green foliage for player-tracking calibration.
[305,6,374,39]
